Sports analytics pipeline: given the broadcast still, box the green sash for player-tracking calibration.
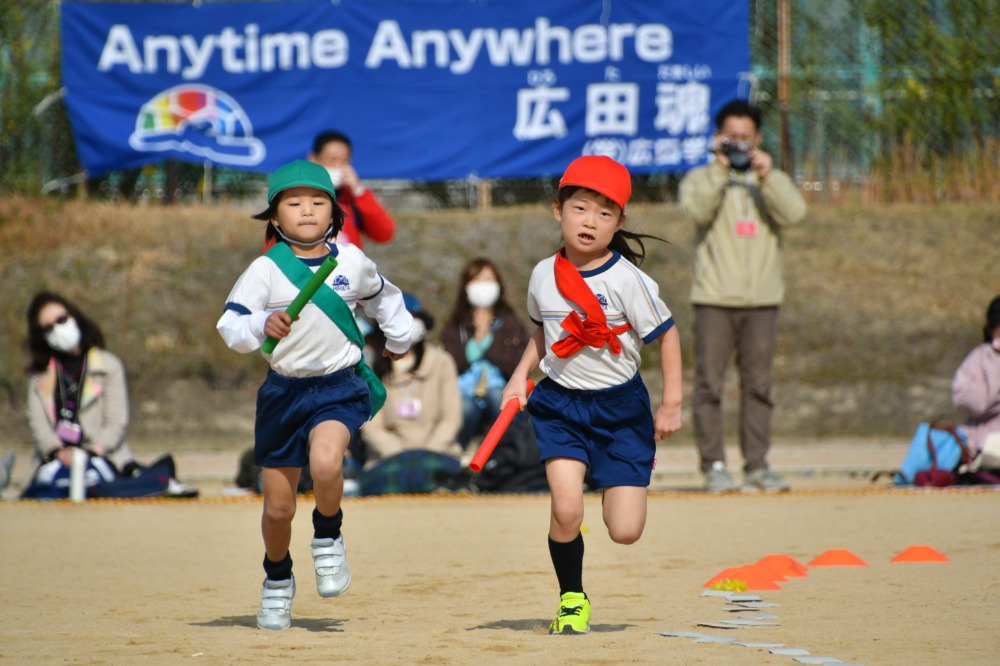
[265,242,387,418]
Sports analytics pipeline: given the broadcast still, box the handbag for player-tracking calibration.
[894,420,969,486]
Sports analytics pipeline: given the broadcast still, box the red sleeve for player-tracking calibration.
[351,189,396,243]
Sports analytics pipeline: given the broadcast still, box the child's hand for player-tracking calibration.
[500,377,529,412]
[653,403,682,440]
[264,311,293,340]
[382,349,407,361]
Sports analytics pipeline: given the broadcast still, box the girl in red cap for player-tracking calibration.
[501,155,683,634]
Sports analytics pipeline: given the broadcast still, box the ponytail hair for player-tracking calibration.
[556,186,666,267]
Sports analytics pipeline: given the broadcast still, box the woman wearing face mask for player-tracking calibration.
[23,292,196,498]
[359,294,464,487]
[439,258,528,451]
[26,291,135,470]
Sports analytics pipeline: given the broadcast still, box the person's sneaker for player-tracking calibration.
[705,461,737,493]
[548,592,591,635]
[312,536,351,598]
[257,576,295,630]
[742,468,791,492]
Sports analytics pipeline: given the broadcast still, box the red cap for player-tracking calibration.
[559,155,632,210]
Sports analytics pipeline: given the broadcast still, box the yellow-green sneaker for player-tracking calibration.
[549,592,591,635]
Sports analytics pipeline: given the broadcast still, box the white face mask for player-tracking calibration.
[44,317,82,353]
[410,317,427,344]
[325,168,344,188]
[466,282,501,309]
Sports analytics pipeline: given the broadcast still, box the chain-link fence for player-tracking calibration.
[2,0,998,207]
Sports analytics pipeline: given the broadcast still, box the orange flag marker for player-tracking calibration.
[891,545,949,563]
[808,549,868,566]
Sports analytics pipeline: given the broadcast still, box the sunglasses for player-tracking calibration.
[41,314,71,335]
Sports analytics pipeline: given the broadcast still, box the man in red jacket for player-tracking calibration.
[308,130,396,249]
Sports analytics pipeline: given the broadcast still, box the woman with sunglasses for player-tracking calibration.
[25,291,135,472]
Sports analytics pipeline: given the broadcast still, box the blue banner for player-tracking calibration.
[62,0,748,179]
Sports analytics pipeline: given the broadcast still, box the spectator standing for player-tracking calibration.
[679,99,807,493]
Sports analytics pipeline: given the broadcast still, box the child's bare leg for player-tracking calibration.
[546,458,587,539]
[601,486,647,544]
[309,420,351,516]
[260,467,301,561]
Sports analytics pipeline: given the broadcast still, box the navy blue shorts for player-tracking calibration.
[255,368,371,468]
[527,374,655,488]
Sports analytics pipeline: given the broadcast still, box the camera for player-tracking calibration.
[719,139,752,171]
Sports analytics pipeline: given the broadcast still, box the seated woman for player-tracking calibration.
[439,258,527,451]
[952,294,1000,470]
[359,293,467,494]
[22,291,195,498]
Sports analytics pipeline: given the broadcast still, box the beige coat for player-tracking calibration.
[27,348,133,468]
[362,345,462,462]
[680,161,807,307]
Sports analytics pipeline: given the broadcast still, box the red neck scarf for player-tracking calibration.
[550,250,631,359]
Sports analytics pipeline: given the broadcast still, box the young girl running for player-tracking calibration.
[501,155,683,634]
[217,160,412,630]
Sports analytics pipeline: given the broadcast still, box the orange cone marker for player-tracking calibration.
[808,549,867,566]
[891,545,949,563]
[757,554,809,578]
[704,565,782,590]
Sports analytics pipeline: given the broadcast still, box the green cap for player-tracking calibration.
[267,160,336,204]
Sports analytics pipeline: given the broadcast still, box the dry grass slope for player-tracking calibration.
[0,196,995,450]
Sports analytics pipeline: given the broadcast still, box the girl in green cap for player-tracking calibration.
[217,160,413,630]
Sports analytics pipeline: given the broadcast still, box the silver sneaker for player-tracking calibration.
[312,536,351,598]
[257,576,295,630]
[705,461,737,493]
[743,468,791,492]
[0,451,15,491]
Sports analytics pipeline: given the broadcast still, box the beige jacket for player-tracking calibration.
[362,345,462,461]
[27,348,133,468]
[680,161,807,307]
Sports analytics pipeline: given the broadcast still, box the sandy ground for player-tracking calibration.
[2,475,999,665]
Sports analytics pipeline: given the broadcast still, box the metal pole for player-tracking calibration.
[777,0,793,175]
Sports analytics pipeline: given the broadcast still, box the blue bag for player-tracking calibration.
[894,421,968,485]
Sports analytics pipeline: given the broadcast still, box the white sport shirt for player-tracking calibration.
[527,251,674,391]
[217,243,412,378]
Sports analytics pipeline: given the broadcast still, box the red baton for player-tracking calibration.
[468,379,535,472]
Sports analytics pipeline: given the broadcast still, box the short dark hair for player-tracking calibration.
[715,99,761,131]
[311,130,352,157]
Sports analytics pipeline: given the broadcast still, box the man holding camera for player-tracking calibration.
[679,99,807,493]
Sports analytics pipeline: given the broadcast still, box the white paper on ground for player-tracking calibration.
[770,647,811,655]
[658,631,710,638]
[726,594,762,602]
[733,641,787,648]
[793,658,843,664]
[700,590,732,597]
[695,636,739,643]
[718,619,780,627]
[732,601,779,608]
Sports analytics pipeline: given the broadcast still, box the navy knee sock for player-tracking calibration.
[548,533,585,596]
[312,507,343,540]
[263,552,293,581]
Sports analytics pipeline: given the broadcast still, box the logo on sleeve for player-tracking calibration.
[332,275,350,291]
[596,293,608,310]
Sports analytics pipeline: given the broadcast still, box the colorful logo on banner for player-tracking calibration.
[129,85,265,166]
[61,0,749,179]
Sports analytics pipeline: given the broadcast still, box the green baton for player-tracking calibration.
[262,254,339,354]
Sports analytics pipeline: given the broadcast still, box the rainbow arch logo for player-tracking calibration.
[129,84,265,166]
